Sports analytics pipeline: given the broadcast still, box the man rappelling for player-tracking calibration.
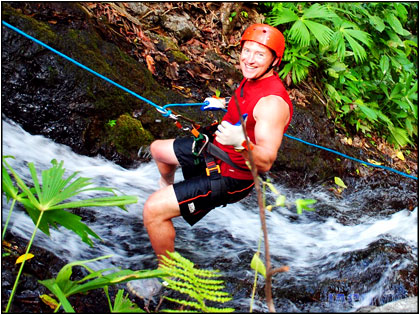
[131,24,293,297]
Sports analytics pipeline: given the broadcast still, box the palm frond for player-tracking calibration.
[344,29,372,47]
[332,33,346,60]
[3,159,138,246]
[304,20,334,46]
[289,20,311,47]
[303,3,337,19]
[266,7,298,26]
[343,33,367,63]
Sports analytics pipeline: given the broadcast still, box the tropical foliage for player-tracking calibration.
[2,157,233,313]
[2,157,138,312]
[159,251,235,313]
[39,255,166,313]
[264,2,418,149]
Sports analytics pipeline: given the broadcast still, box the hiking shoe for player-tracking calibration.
[127,278,165,301]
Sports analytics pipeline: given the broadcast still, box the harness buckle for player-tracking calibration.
[205,161,221,176]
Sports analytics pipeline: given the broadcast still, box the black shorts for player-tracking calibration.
[173,137,254,226]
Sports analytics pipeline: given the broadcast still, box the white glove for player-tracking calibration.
[201,97,226,111]
[215,115,249,150]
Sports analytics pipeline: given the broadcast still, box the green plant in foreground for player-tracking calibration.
[106,288,145,313]
[38,252,233,313]
[2,156,29,241]
[107,119,117,127]
[39,255,166,312]
[2,157,138,313]
[248,177,316,312]
[159,251,235,313]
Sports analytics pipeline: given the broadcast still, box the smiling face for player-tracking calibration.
[240,41,278,80]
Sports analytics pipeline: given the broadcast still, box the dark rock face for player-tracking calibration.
[1,2,416,185]
[2,2,186,167]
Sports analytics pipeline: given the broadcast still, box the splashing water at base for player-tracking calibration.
[2,119,417,312]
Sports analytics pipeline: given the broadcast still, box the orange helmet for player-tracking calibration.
[241,24,285,64]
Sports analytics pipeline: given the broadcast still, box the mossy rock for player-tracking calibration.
[109,114,154,159]
[147,31,190,63]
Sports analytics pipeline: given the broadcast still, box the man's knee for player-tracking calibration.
[150,140,163,160]
[143,198,158,228]
[143,192,176,226]
[150,139,176,163]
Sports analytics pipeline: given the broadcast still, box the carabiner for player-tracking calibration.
[192,133,209,157]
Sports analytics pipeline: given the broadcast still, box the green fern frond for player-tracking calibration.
[165,277,226,293]
[161,252,234,313]
[160,265,225,287]
[203,306,235,313]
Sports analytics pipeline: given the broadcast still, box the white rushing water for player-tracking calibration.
[2,119,418,311]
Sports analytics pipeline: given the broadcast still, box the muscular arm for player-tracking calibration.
[242,95,290,173]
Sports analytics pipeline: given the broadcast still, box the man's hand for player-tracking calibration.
[215,115,250,150]
[201,97,226,111]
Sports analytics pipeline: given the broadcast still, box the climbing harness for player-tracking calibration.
[190,123,249,174]
[2,21,417,181]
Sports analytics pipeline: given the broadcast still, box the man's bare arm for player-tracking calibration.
[241,95,290,172]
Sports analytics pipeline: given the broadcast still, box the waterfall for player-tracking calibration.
[2,118,417,312]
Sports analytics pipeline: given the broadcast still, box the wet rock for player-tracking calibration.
[356,296,418,313]
[161,13,198,41]
[1,2,186,167]
[126,2,149,16]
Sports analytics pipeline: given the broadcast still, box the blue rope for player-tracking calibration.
[163,103,206,109]
[2,21,417,181]
[284,134,418,180]
[1,21,208,117]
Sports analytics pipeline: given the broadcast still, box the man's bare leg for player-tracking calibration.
[128,141,181,299]
[150,139,179,187]
[143,184,181,264]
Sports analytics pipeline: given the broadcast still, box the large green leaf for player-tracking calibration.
[2,156,21,202]
[344,29,372,47]
[388,125,412,147]
[343,33,367,63]
[357,103,379,122]
[385,12,411,36]
[3,159,138,246]
[380,55,390,74]
[50,283,75,312]
[369,15,386,32]
[333,22,371,62]
[45,210,101,246]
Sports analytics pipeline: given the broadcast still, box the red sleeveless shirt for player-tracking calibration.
[213,73,293,180]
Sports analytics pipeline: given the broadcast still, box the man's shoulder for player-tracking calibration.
[256,95,289,109]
